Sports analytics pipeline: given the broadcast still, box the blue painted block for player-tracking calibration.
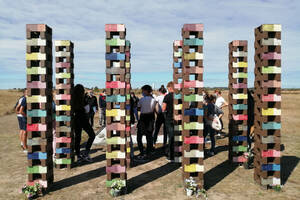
[174,62,182,68]
[106,95,126,102]
[262,122,281,130]
[261,164,280,171]
[232,136,248,141]
[27,109,47,117]
[126,104,130,110]
[174,94,182,99]
[233,104,248,110]
[105,53,125,60]
[114,105,121,109]
[183,38,204,46]
[56,116,71,122]
[28,152,47,160]
[184,108,203,116]
[56,148,71,154]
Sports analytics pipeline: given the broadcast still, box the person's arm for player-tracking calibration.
[20,106,26,116]
[162,95,168,112]
[137,99,141,111]
[220,99,228,109]
[94,96,98,111]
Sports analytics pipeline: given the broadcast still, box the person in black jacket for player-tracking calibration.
[72,84,96,162]
[85,90,98,128]
[98,89,106,127]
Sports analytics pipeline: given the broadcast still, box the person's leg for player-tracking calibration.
[163,118,167,147]
[82,121,96,154]
[166,121,174,160]
[74,124,82,157]
[137,120,144,156]
[146,118,154,156]
[209,128,216,153]
[52,121,56,158]
[153,113,163,145]
[102,108,106,126]
[21,117,27,149]
[91,112,95,128]
[134,107,139,121]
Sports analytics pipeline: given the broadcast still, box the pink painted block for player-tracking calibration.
[174,114,182,121]
[27,81,46,89]
[174,40,183,46]
[56,84,71,89]
[106,123,126,131]
[105,24,125,32]
[262,80,281,88]
[184,67,203,74]
[233,114,248,121]
[126,126,131,132]
[131,124,137,135]
[56,62,70,68]
[174,83,182,89]
[56,137,71,143]
[262,52,281,60]
[232,40,247,46]
[233,83,247,89]
[125,52,130,57]
[106,165,126,173]
[175,146,182,152]
[184,80,203,88]
[27,124,47,131]
[262,150,281,157]
[106,81,126,89]
[55,94,71,100]
[184,136,204,144]
[26,24,46,32]
[126,83,131,89]
[183,24,204,31]
[233,156,247,163]
[262,94,281,102]
[27,180,47,188]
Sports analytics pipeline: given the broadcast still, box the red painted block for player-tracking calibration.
[233,83,247,89]
[233,114,248,121]
[262,52,281,60]
[262,94,281,102]
[183,80,203,88]
[174,40,183,46]
[105,24,125,32]
[174,83,182,89]
[262,150,280,157]
[232,40,247,46]
[56,94,71,100]
[233,156,247,163]
[184,136,204,144]
[56,62,71,68]
[183,24,204,31]
[106,81,126,89]
[174,114,182,121]
[27,124,47,131]
[106,165,126,173]
[56,137,71,143]
[262,80,281,88]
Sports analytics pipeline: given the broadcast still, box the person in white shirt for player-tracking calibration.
[137,85,157,160]
[153,85,167,148]
[214,89,228,135]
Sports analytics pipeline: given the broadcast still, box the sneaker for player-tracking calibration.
[137,154,146,160]
[82,154,93,162]
[208,150,215,156]
[23,150,28,154]
[166,158,175,163]
[205,138,211,144]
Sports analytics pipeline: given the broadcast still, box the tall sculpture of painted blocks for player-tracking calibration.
[173,40,183,163]
[181,24,204,188]
[26,24,53,188]
[54,40,74,169]
[105,24,128,192]
[228,40,248,163]
[254,24,281,187]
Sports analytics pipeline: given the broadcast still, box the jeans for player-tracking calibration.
[133,107,139,121]
[165,119,174,160]
[137,113,154,156]
[204,124,216,152]
[153,112,167,146]
[99,107,106,126]
[89,112,95,127]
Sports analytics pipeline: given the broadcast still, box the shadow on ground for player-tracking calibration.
[281,155,300,185]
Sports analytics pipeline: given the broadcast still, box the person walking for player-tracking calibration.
[136,85,157,160]
[98,89,106,127]
[72,84,96,163]
[162,82,175,162]
[15,89,27,152]
[214,89,228,137]
[85,90,98,128]
[153,85,167,149]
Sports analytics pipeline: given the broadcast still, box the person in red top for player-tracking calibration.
[98,89,106,127]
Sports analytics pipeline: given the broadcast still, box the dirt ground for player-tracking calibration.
[0,90,299,199]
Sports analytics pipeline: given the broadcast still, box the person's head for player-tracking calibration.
[23,88,28,97]
[215,89,222,97]
[141,85,152,96]
[166,81,174,93]
[103,89,106,94]
[130,92,135,97]
[72,84,85,109]
[209,94,217,104]
[158,85,167,95]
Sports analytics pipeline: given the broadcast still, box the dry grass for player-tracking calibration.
[0,90,299,200]
[0,89,23,116]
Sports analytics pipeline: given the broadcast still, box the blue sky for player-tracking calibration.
[0,0,299,89]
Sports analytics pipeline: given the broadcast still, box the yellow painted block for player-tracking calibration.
[106,151,125,159]
[27,95,47,103]
[184,164,204,172]
[125,62,130,68]
[262,24,281,32]
[106,109,125,117]
[232,94,248,100]
[127,147,130,153]
[262,108,281,116]
[233,62,248,68]
[56,105,71,111]
[26,53,46,60]
[174,51,182,57]
[55,40,70,46]
[174,104,182,110]
[174,135,182,142]
[184,52,203,60]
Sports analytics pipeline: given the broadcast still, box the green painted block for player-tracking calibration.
[106,38,125,46]
[27,166,47,174]
[262,66,281,74]
[26,67,46,75]
[56,158,71,165]
[56,73,71,78]
[125,40,131,46]
[184,94,203,102]
[184,38,204,46]
[27,109,47,117]
[233,73,248,78]
[232,146,247,152]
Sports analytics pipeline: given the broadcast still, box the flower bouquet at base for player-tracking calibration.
[109,179,126,197]
[21,183,43,199]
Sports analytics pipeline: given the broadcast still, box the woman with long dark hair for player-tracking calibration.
[72,84,95,162]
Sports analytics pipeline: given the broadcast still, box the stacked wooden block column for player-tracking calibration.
[254,24,282,187]
[105,24,128,191]
[26,24,53,188]
[173,40,183,163]
[54,40,74,169]
[181,24,204,188]
[228,40,248,163]
[125,40,132,167]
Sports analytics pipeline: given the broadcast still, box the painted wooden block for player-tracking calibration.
[174,104,182,110]
[27,124,47,131]
[27,81,46,89]
[232,136,247,142]
[105,38,125,46]
[184,52,203,60]
[174,51,182,57]
[184,122,203,130]
[182,24,204,31]
[26,24,47,32]
[183,80,204,88]
[184,136,204,144]
[105,53,125,61]
[55,40,71,46]
[262,108,281,116]
[56,148,71,154]
[56,126,71,132]
[28,152,47,160]
[184,94,203,102]
[127,147,130,153]
[261,164,280,171]
[237,125,248,131]
[27,180,47,188]
[56,62,71,68]
[262,122,281,130]
[232,156,247,163]
[106,109,126,117]
[233,104,248,110]
[55,94,71,100]
[184,150,204,158]
[106,137,126,145]
[174,83,182,89]
[174,157,182,163]
[55,158,71,165]
[174,94,182,99]
[26,53,46,60]
[232,94,248,100]
[27,95,47,103]
[174,135,182,142]
[174,62,182,68]
[26,38,46,46]
[56,84,71,89]
[261,177,281,186]
[232,40,247,46]
[174,40,183,46]
[106,165,126,173]
[262,66,281,74]
[261,24,281,32]
[56,105,71,111]
[261,150,280,157]
[184,164,204,172]
[105,24,125,32]
[232,114,248,121]
[174,114,182,121]
[27,166,47,174]
[56,73,71,79]
[262,94,281,102]
[125,62,130,68]
[262,80,281,88]
[183,38,203,46]
[261,136,277,144]
[106,123,126,131]
[125,40,131,46]
[106,151,126,159]
[106,179,126,187]
[232,146,247,152]
[232,83,247,89]
[261,38,281,46]
[106,67,126,75]
[55,52,71,57]
[232,51,247,57]
[184,108,203,116]
[106,81,126,88]
[55,116,71,122]
[56,137,71,143]
[174,125,182,131]
[262,52,281,60]
[233,72,248,78]
[125,52,130,58]
[27,109,47,117]
[175,146,182,152]
[232,62,247,68]
[26,67,46,75]
[28,138,46,146]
